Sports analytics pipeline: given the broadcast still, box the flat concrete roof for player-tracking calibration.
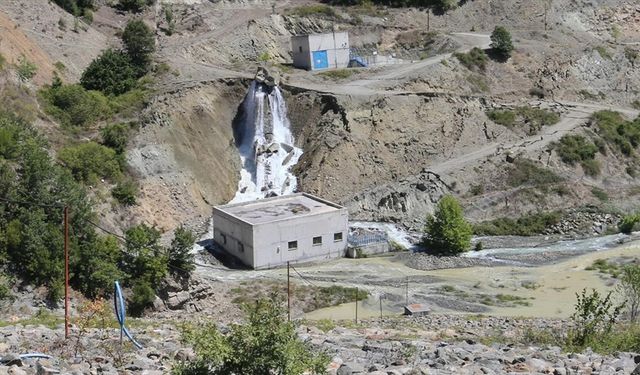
[214,193,344,225]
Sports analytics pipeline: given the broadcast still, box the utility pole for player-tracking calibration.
[287,261,291,322]
[354,288,358,324]
[64,206,69,339]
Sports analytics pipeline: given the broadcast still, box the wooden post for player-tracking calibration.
[64,206,69,339]
[355,288,358,324]
[405,276,409,306]
[287,261,291,322]
[379,295,383,320]
[427,9,430,32]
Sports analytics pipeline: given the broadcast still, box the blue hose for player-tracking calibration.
[114,281,143,349]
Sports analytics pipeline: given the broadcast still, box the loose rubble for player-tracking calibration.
[1,315,639,374]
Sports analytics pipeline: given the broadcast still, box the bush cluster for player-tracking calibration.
[58,142,123,184]
[473,211,562,236]
[553,134,600,176]
[506,158,561,187]
[454,47,487,71]
[40,84,111,128]
[80,19,155,96]
[591,110,640,157]
[487,106,559,135]
[175,298,328,375]
[117,0,155,12]
[53,0,94,17]
[0,112,195,308]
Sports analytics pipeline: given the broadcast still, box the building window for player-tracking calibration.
[299,46,302,53]
[238,241,244,252]
[313,236,322,246]
[221,234,227,244]
[334,232,343,242]
[288,241,297,250]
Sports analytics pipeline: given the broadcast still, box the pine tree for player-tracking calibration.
[422,195,472,255]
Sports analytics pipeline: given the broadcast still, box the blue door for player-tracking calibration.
[312,50,329,70]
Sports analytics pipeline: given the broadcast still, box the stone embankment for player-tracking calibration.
[1,315,639,374]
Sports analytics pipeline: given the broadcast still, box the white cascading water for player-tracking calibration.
[231,81,303,203]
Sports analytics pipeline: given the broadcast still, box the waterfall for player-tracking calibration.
[231,81,303,203]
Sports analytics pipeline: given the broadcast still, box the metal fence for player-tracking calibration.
[347,232,388,247]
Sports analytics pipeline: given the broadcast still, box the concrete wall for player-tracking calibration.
[346,242,389,258]
[291,35,311,70]
[291,32,350,70]
[251,207,348,269]
[212,208,254,267]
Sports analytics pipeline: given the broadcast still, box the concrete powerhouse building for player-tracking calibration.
[213,193,349,269]
[291,32,350,70]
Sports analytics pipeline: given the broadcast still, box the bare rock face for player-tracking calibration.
[254,67,280,87]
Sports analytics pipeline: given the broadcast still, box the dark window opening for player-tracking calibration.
[334,232,343,242]
[313,236,322,246]
[299,46,303,53]
[288,241,297,250]
[238,241,244,252]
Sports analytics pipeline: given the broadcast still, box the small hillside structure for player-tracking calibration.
[291,32,350,70]
[213,193,349,269]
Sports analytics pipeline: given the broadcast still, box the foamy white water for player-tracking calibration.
[232,81,303,203]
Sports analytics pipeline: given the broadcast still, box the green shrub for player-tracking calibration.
[632,100,640,110]
[17,57,37,82]
[618,214,640,234]
[80,49,138,95]
[594,46,612,60]
[109,88,149,116]
[473,211,561,236]
[58,142,123,183]
[117,0,154,12]
[112,179,138,206]
[169,226,196,275]
[454,47,487,71]
[506,158,561,187]
[41,84,111,128]
[72,235,124,298]
[128,280,156,316]
[0,273,13,301]
[486,109,515,126]
[488,107,559,135]
[591,110,640,157]
[176,298,329,375]
[53,0,94,16]
[566,288,623,349]
[101,122,133,153]
[124,224,168,285]
[617,265,640,322]
[466,74,489,93]
[591,187,608,202]
[553,134,600,175]
[422,195,472,255]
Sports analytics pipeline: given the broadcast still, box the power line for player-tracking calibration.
[290,264,319,288]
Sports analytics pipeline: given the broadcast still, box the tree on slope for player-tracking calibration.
[422,195,472,255]
[490,26,515,59]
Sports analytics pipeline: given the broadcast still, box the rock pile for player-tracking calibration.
[544,211,619,236]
